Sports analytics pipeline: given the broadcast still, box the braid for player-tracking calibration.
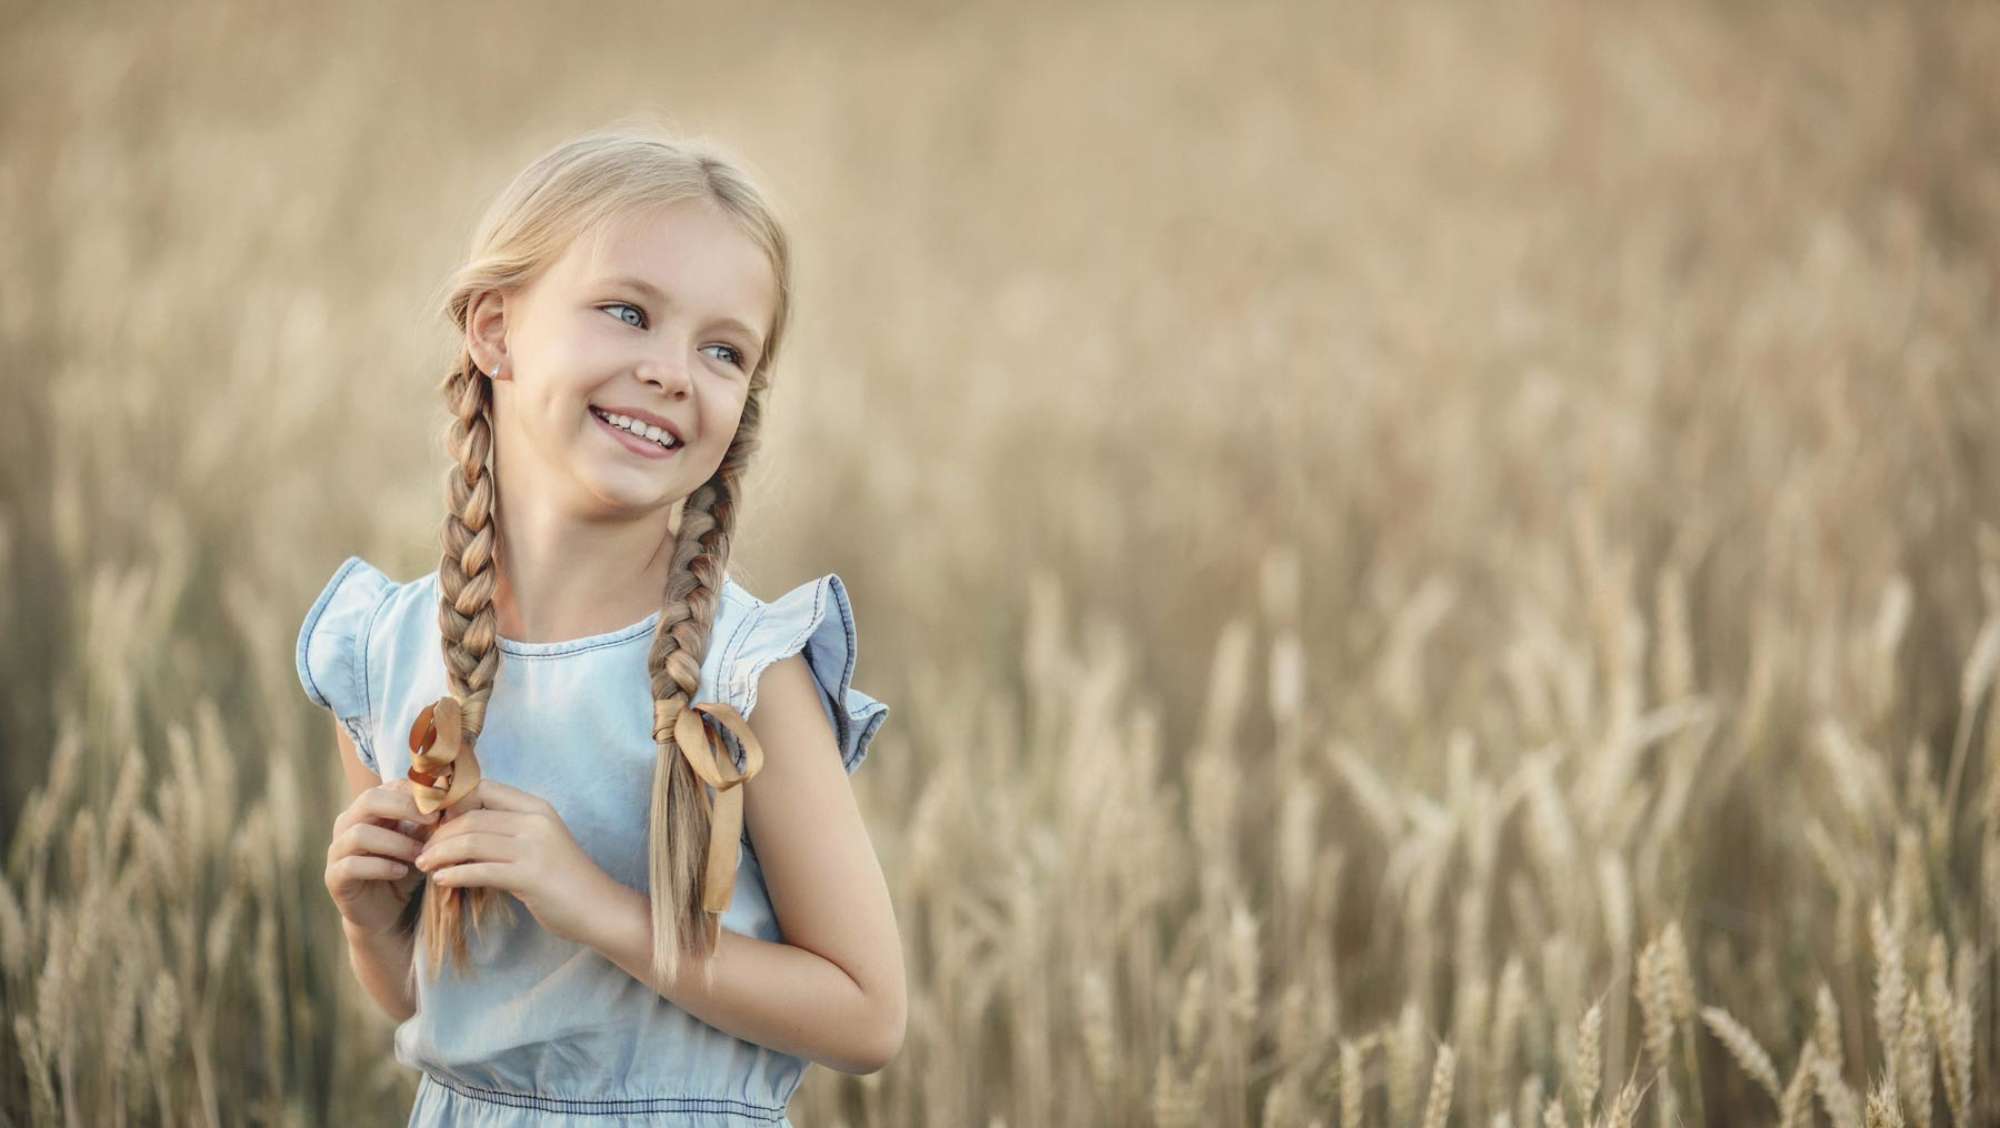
[438,360,501,728]
[645,388,763,993]
[414,355,516,977]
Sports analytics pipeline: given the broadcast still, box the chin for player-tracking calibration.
[578,466,675,511]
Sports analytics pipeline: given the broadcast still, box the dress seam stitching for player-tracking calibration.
[422,1070,787,1118]
[356,568,393,770]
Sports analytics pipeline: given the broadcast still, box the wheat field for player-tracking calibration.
[3,0,1998,1124]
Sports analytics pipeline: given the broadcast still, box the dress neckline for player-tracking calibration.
[495,610,661,656]
[420,574,663,658]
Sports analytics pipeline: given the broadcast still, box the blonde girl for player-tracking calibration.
[298,127,903,1125]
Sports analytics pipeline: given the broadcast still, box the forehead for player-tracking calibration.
[556,199,776,330]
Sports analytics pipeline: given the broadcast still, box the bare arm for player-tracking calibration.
[580,654,907,1074]
[343,920,417,1024]
[332,719,421,1023]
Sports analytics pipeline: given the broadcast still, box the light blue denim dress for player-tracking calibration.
[295,555,889,1126]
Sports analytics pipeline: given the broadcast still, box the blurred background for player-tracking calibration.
[4,0,1998,1123]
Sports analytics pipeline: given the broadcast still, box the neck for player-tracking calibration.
[485,443,682,646]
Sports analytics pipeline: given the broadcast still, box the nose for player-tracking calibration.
[639,350,693,400]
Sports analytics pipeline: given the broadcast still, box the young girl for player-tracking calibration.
[297,129,904,1125]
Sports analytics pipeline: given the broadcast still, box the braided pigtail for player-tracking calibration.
[645,386,764,994]
[410,128,794,989]
[415,353,518,978]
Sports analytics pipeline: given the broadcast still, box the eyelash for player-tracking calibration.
[601,303,745,369]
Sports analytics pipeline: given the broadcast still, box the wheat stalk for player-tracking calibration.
[1574,1000,1602,1124]
[1817,982,1846,1075]
[1389,1001,1426,1128]
[1635,934,1676,1123]
[1699,1006,1782,1106]
[1602,1075,1642,1128]
[1077,967,1117,1098]
[1812,1050,1865,1128]
[1516,1072,1544,1128]
[1871,903,1907,1092]
[1489,956,1528,1117]
[1420,1044,1456,1128]
[1865,1075,1907,1128]
[1922,936,1972,1127]
[1774,1044,1815,1128]
[0,873,25,984]
[1340,1036,1369,1128]
[1896,987,1933,1128]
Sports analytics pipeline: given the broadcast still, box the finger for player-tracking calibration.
[426,861,513,891]
[379,782,440,823]
[423,809,529,845]
[357,788,434,839]
[362,808,436,839]
[417,831,517,871]
[337,785,438,834]
[331,854,410,885]
[460,778,548,814]
[335,823,427,863]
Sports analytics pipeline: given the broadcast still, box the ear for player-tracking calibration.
[465,289,512,381]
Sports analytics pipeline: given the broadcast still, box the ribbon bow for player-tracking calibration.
[656,700,765,946]
[407,696,482,815]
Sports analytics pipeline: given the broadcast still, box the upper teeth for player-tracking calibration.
[596,409,678,448]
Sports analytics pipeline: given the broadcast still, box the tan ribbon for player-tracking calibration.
[657,700,765,944]
[407,696,482,815]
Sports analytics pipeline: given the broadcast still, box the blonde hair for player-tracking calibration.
[406,126,792,993]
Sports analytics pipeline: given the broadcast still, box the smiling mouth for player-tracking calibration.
[589,406,682,453]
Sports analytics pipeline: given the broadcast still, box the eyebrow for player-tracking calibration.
[598,275,764,351]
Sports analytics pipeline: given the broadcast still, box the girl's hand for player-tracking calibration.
[326,779,439,935]
[412,778,620,945]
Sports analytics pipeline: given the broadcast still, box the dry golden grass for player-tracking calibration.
[3,0,1999,1123]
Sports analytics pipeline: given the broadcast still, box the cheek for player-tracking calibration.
[706,393,748,445]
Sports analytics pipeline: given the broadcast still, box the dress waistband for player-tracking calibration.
[420,1070,790,1121]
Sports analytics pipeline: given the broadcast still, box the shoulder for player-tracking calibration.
[721,574,761,614]
[369,566,443,648]
[716,573,854,696]
[724,572,853,631]
[296,556,399,717]
[296,558,446,710]
[297,555,427,776]
[714,572,888,778]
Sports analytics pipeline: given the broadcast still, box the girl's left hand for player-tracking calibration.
[414,778,619,946]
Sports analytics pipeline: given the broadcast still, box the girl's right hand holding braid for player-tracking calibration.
[327,779,440,935]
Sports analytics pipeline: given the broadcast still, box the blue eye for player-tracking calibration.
[603,302,743,369]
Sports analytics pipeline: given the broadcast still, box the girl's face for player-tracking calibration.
[475,198,777,516]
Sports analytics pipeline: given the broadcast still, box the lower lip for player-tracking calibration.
[591,409,680,460]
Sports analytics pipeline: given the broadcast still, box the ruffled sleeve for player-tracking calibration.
[296,555,396,774]
[723,573,889,778]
